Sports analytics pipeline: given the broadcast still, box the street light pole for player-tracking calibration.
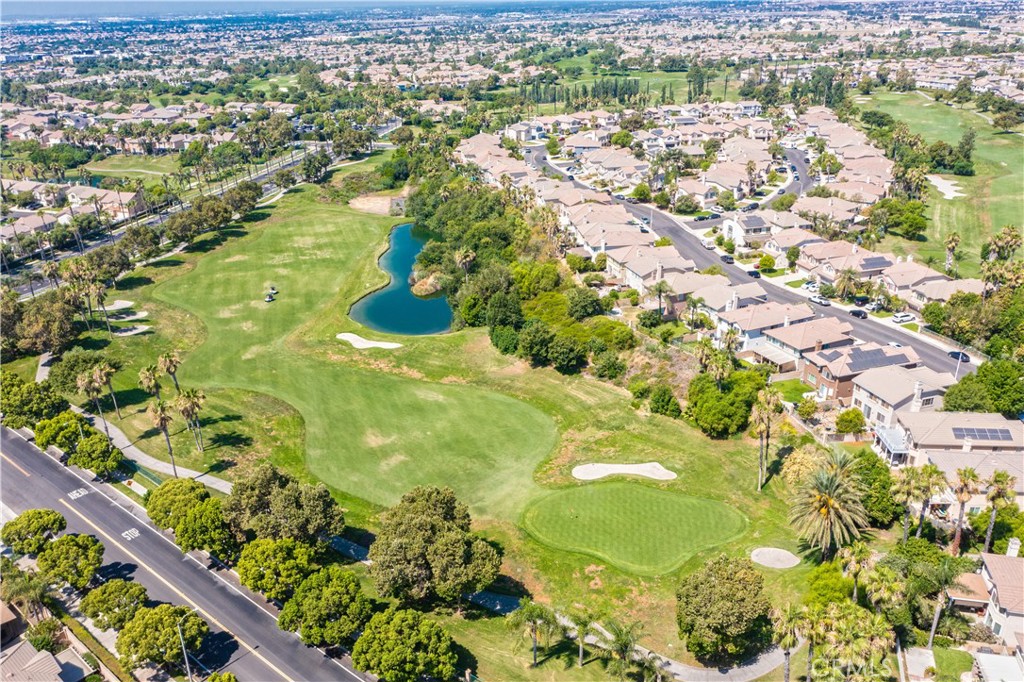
[177,611,195,682]
[954,352,964,380]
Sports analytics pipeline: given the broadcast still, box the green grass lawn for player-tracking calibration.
[80,154,180,186]
[860,91,1024,277]
[522,482,747,575]
[933,647,973,682]
[773,379,813,403]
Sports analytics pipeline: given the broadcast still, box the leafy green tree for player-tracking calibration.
[147,478,209,531]
[1,509,66,555]
[505,599,559,667]
[222,464,344,543]
[610,130,634,148]
[785,245,801,268]
[649,384,682,418]
[548,334,586,374]
[796,397,818,422]
[48,348,108,394]
[237,538,317,601]
[773,193,796,211]
[69,434,123,479]
[352,608,457,682]
[604,618,644,681]
[369,486,500,605]
[34,411,92,453]
[758,254,776,271]
[631,183,652,202]
[717,190,737,211]
[942,373,995,412]
[489,325,520,354]
[566,287,602,321]
[116,604,209,669]
[80,578,148,630]
[835,408,866,435]
[853,449,900,528]
[15,292,78,356]
[676,555,771,662]
[0,372,68,429]
[37,533,104,589]
[207,673,238,682]
[980,470,1018,552]
[26,618,63,653]
[517,319,555,366]
[174,498,235,559]
[594,351,626,380]
[278,565,372,646]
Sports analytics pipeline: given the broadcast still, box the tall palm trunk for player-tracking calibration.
[105,380,121,419]
[92,398,111,439]
[162,426,178,478]
[916,497,930,538]
[530,625,538,666]
[783,650,790,682]
[194,419,204,451]
[951,502,967,554]
[806,642,814,682]
[984,507,998,552]
[98,298,113,336]
[902,507,912,543]
[927,596,944,649]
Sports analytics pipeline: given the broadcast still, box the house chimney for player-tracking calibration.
[962,437,973,453]
[910,381,924,412]
[1007,537,1021,558]
[656,261,664,280]
[600,236,606,253]
[783,315,791,327]
[814,338,823,352]
[852,244,858,254]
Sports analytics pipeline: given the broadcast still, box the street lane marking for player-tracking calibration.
[121,528,140,541]
[1,452,31,477]
[59,499,296,682]
[68,488,90,500]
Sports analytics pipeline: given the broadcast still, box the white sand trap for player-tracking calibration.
[106,299,135,311]
[572,462,677,481]
[751,547,801,569]
[114,325,151,336]
[336,332,403,349]
[927,175,964,200]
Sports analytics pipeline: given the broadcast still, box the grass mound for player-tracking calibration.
[521,482,747,575]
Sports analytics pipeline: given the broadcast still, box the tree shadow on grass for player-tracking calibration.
[199,414,242,427]
[241,210,271,224]
[75,337,110,352]
[116,275,154,291]
[204,459,237,475]
[148,257,184,268]
[206,431,252,450]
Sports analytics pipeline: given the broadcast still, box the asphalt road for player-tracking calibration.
[529,147,971,378]
[0,427,370,682]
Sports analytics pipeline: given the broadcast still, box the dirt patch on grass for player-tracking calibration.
[349,194,394,216]
[415,388,447,402]
[379,453,408,470]
[439,376,468,384]
[224,254,249,263]
[364,429,398,447]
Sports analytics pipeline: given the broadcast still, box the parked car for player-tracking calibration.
[888,341,903,348]
[701,238,716,249]
[801,280,818,291]
[747,270,761,278]
[641,216,650,224]
[566,175,574,181]
[742,203,759,212]
[695,215,709,221]
[809,295,832,306]
[865,301,882,312]
[793,174,800,181]
[720,254,735,264]
[948,351,970,363]
[852,295,870,307]
[626,197,639,204]
[892,312,916,324]
[849,309,868,319]
[614,193,626,199]
[777,188,785,194]
[709,212,722,219]
[803,157,810,163]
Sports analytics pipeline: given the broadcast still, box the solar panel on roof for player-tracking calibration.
[952,427,1013,441]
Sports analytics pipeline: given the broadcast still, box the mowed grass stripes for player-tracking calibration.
[521,482,747,576]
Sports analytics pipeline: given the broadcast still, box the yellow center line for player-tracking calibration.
[59,499,295,682]
[1,452,32,477]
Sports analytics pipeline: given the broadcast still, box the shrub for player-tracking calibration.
[637,309,663,329]
[835,408,866,435]
[819,283,836,298]
[548,335,586,374]
[566,287,602,321]
[628,378,651,399]
[758,254,775,271]
[27,618,64,653]
[649,384,682,418]
[797,397,818,421]
[489,325,519,355]
[723,239,735,254]
[517,319,554,366]
[594,351,626,379]
[582,273,605,287]
[654,236,672,247]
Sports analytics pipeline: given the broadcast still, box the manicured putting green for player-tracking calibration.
[521,482,747,576]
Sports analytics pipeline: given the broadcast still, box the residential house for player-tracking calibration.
[717,301,816,352]
[0,638,91,682]
[674,179,718,209]
[702,162,751,199]
[801,342,920,403]
[878,257,948,297]
[851,365,955,428]
[722,213,772,249]
[791,195,862,226]
[753,316,855,372]
[604,245,694,294]
[949,550,1024,653]
[764,227,826,260]
[909,278,987,311]
[688,281,768,322]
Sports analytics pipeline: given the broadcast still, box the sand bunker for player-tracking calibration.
[572,462,677,481]
[349,195,395,216]
[114,325,151,337]
[751,547,801,569]
[106,300,135,311]
[927,175,964,200]
[337,332,403,349]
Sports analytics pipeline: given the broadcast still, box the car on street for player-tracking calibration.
[849,309,868,319]
[793,174,800,181]
[777,188,785,194]
[747,270,761,278]
[948,351,970,363]
[695,215,709,221]
[709,212,722,219]
[790,164,797,171]
[702,238,716,249]
[742,203,759,212]
[809,295,832,306]
[641,216,650,224]
[892,312,916,324]
[888,341,904,348]
[803,157,810,163]
[626,197,638,204]
[614,193,625,199]
[720,254,735,264]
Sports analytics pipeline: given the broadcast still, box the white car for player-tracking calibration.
[801,281,819,291]
[865,302,882,312]
[809,295,832,306]
[892,312,916,324]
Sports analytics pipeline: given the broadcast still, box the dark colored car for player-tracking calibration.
[742,203,759,212]
[849,309,868,319]
[948,351,970,363]
[720,254,735,264]
[694,215,709,221]
[747,270,761,278]
[853,295,870,307]
[709,212,722,219]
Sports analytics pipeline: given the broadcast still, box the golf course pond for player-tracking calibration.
[349,223,452,335]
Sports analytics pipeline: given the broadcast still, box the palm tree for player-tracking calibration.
[923,558,967,649]
[915,464,948,539]
[890,467,921,543]
[982,470,1016,553]
[564,607,599,668]
[138,365,161,399]
[92,362,121,419]
[944,232,961,274]
[453,247,475,283]
[90,281,113,336]
[603,619,644,682]
[147,400,178,478]
[77,372,110,440]
[754,386,782,491]
[635,650,665,682]
[158,352,182,393]
[176,388,206,451]
[41,261,61,288]
[649,280,674,315]
[686,295,704,328]
[708,350,731,391]
[790,459,868,560]
[720,327,740,359]
[752,400,771,492]
[834,268,860,301]
[837,540,871,602]
[1,566,50,620]
[949,467,980,555]
[863,565,905,614]
[800,604,828,682]
[505,599,558,667]
[771,603,802,682]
